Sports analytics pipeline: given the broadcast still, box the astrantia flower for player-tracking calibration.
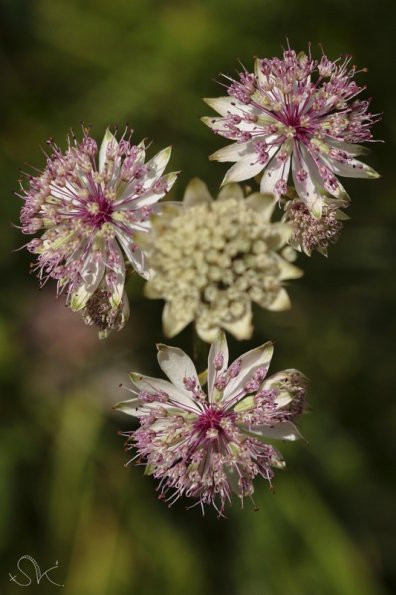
[115,333,308,515]
[283,190,349,256]
[18,127,178,337]
[203,48,380,217]
[137,178,302,342]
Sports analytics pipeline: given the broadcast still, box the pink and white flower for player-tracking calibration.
[18,127,178,336]
[202,48,380,217]
[115,333,307,515]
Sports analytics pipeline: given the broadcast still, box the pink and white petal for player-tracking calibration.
[123,171,178,207]
[259,150,289,195]
[203,96,258,118]
[156,344,200,393]
[280,155,291,188]
[201,116,229,135]
[314,156,351,203]
[116,181,141,203]
[224,341,274,401]
[50,180,80,203]
[69,285,94,313]
[292,147,324,217]
[254,56,267,87]
[224,466,242,496]
[99,128,118,173]
[70,253,105,311]
[143,146,172,187]
[262,368,308,395]
[112,397,143,417]
[207,331,229,399]
[203,96,242,117]
[274,390,293,408]
[119,289,130,323]
[129,372,197,409]
[270,450,287,469]
[323,155,380,179]
[221,156,264,185]
[209,141,253,163]
[115,227,144,260]
[247,421,304,441]
[106,241,126,308]
[125,192,164,210]
[183,178,212,207]
[327,177,350,202]
[129,220,152,233]
[128,246,149,280]
[135,140,146,164]
[201,116,259,135]
[156,171,179,194]
[336,209,350,221]
[326,138,370,157]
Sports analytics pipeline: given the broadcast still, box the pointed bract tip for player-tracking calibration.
[215,329,227,341]
[220,175,228,187]
[262,340,274,348]
[129,372,143,382]
[200,116,214,127]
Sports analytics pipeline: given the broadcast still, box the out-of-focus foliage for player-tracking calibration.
[1,0,395,594]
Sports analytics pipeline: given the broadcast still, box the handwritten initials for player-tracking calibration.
[9,555,64,587]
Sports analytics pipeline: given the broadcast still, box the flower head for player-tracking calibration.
[283,195,348,256]
[203,47,380,217]
[18,127,178,337]
[137,178,302,342]
[115,333,308,515]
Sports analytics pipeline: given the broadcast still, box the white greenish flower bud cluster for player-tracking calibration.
[138,178,302,342]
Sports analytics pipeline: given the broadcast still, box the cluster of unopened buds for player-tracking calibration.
[17,45,380,513]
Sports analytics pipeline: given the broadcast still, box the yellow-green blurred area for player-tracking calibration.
[1,0,395,593]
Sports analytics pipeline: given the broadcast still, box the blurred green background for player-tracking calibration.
[1,0,395,593]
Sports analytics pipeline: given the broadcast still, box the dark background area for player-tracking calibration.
[0,1,395,594]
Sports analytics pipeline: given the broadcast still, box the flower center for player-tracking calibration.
[194,405,232,435]
[282,113,315,142]
[84,192,113,228]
